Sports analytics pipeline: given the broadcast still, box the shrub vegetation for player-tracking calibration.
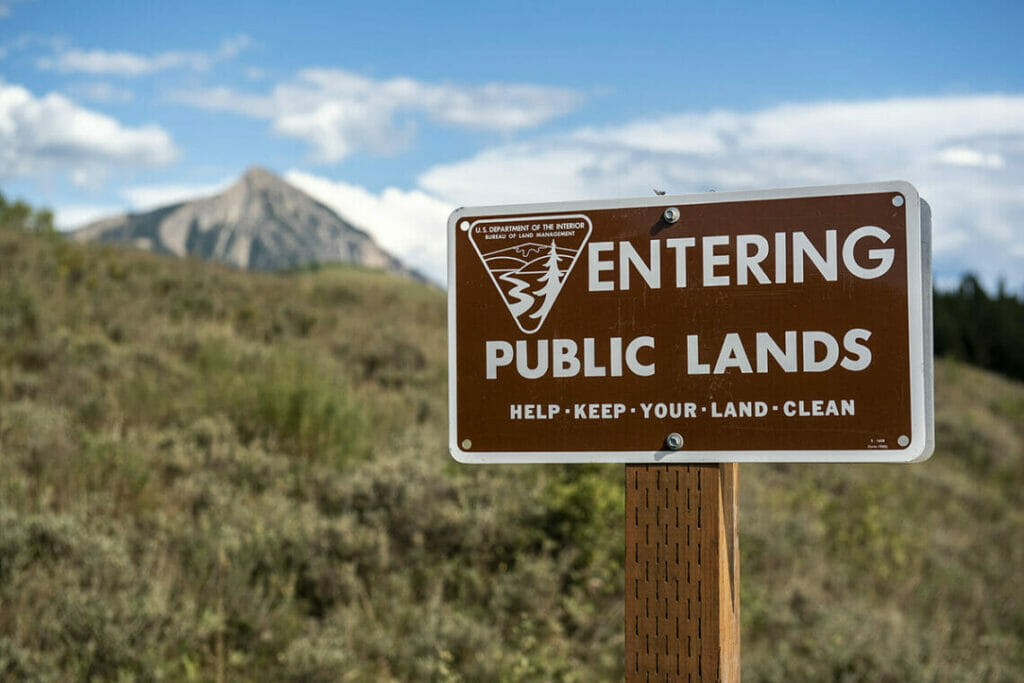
[0,205,1022,680]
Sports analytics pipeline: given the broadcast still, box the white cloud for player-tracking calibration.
[120,177,233,211]
[37,35,251,77]
[0,80,178,185]
[273,98,414,161]
[216,35,251,60]
[567,96,1024,159]
[54,204,122,230]
[172,86,274,117]
[174,69,583,161]
[40,49,162,76]
[419,93,1024,288]
[244,66,269,81]
[66,81,134,103]
[286,169,453,283]
[936,146,1004,169]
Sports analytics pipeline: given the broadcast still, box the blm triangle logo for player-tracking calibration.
[467,214,592,334]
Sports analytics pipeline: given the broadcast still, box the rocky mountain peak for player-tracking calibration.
[233,166,294,200]
[241,165,279,185]
[73,168,407,274]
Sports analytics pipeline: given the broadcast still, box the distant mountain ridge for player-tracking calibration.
[73,167,408,274]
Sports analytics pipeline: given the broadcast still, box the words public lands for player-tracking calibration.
[486,226,893,379]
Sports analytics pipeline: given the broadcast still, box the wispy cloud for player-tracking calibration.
[120,177,233,211]
[65,81,134,103]
[418,94,1024,287]
[0,0,33,20]
[37,34,251,77]
[174,69,584,161]
[55,177,234,231]
[0,80,177,187]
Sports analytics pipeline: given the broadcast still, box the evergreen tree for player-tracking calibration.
[530,241,563,324]
[934,274,1024,381]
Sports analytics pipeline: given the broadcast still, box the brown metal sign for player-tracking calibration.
[448,182,933,463]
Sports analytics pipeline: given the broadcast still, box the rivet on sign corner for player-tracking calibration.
[663,207,681,224]
[897,435,910,447]
[461,439,472,450]
[460,220,471,231]
[664,432,684,450]
[892,195,905,207]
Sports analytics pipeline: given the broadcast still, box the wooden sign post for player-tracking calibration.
[626,464,739,681]
[447,182,933,680]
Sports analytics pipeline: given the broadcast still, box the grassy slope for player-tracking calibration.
[0,228,1021,681]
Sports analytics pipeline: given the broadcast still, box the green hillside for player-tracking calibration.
[1,225,1022,681]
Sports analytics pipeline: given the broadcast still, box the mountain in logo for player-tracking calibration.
[468,216,591,333]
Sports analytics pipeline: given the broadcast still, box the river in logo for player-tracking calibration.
[468,214,592,334]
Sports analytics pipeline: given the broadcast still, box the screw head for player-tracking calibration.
[663,207,680,224]
[665,433,684,450]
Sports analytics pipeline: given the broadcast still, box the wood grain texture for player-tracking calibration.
[625,464,740,682]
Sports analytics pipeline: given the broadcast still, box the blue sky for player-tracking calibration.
[2,0,1023,286]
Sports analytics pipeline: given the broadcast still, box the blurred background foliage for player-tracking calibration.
[1,198,1022,680]
[934,274,1024,382]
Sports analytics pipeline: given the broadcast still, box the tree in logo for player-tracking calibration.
[530,241,563,323]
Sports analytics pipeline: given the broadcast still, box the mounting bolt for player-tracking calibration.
[665,432,684,450]
[663,207,680,224]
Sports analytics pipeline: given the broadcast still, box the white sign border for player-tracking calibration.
[448,181,934,464]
